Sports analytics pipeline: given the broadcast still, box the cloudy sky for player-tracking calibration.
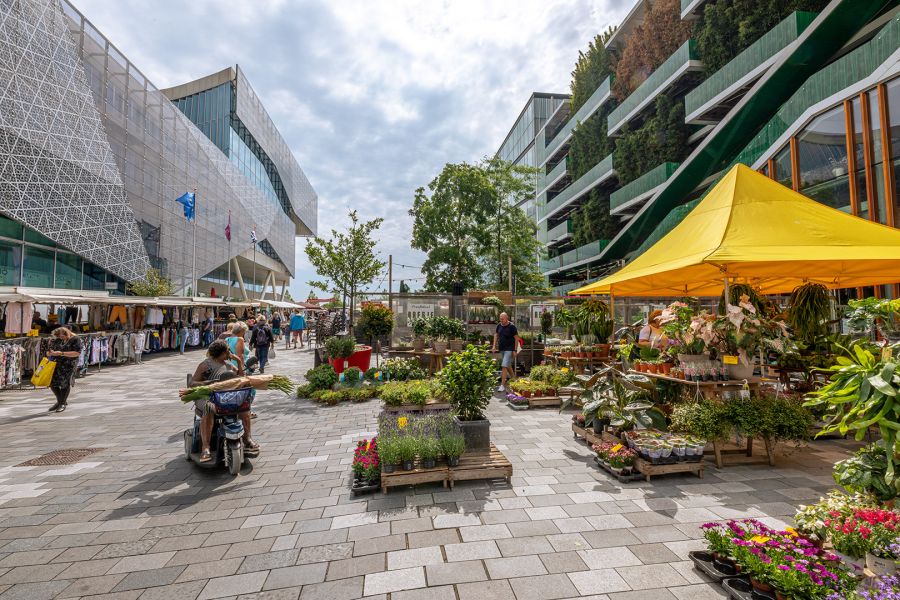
[74,0,631,299]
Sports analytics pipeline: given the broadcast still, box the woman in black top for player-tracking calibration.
[47,327,82,413]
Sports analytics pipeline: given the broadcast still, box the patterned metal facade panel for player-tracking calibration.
[235,66,318,238]
[0,0,151,282]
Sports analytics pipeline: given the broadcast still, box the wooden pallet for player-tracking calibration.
[382,401,451,413]
[381,461,449,494]
[572,423,621,447]
[449,444,512,488]
[380,444,512,493]
[634,457,704,481]
[527,396,561,408]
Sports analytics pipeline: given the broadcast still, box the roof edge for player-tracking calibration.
[160,66,236,101]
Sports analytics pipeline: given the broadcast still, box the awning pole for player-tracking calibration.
[609,291,615,341]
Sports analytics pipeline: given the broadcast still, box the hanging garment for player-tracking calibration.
[5,302,34,334]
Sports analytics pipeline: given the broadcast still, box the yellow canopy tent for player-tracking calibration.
[571,164,900,297]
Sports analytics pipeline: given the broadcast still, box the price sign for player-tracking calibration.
[611,443,623,452]
[722,355,739,365]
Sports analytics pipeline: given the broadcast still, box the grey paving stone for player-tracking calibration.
[609,589,679,600]
[613,565,689,590]
[112,566,186,592]
[0,580,71,600]
[425,559,487,586]
[175,557,244,583]
[0,563,69,584]
[135,579,207,600]
[578,547,643,569]
[352,534,405,557]
[669,583,729,600]
[198,571,268,600]
[456,579,517,600]
[539,550,589,574]
[508,573,580,600]
[238,589,301,600]
[444,540,501,562]
[581,529,642,549]
[325,553,385,580]
[363,566,425,596]
[393,584,457,600]
[628,543,681,565]
[496,535,554,557]
[297,542,354,564]
[568,569,631,595]
[237,549,301,574]
[58,573,127,598]
[167,544,229,566]
[297,576,363,600]
[407,528,460,549]
[387,545,444,570]
[484,555,548,579]
[262,563,327,590]
[458,524,512,542]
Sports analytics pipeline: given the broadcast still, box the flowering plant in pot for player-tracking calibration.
[607,447,636,473]
[710,294,790,379]
[440,431,465,466]
[440,345,494,450]
[658,301,709,363]
[352,438,380,485]
[506,392,529,407]
[396,435,417,471]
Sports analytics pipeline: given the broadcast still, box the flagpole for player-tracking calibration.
[192,188,197,298]
[252,230,257,302]
[226,211,232,302]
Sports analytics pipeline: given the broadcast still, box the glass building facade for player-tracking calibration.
[0,0,317,298]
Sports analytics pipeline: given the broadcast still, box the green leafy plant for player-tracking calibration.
[296,383,314,398]
[418,436,441,460]
[670,398,730,441]
[127,268,174,296]
[580,368,666,432]
[846,297,900,339]
[342,367,362,383]
[379,436,400,466]
[658,301,708,355]
[440,433,466,459]
[481,296,507,315]
[804,342,900,484]
[396,436,417,462]
[639,347,661,361]
[540,309,554,335]
[358,303,394,340]
[787,283,831,343]
[305,364,339,391]
[410,317,429,339]
[833,443,900,502]
[440,344,495,421]
[570,298,613,343]
[381,357,427,381]
[324,336,356,360]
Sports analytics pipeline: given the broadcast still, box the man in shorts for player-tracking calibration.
[492,312,518,393]
[289,309,306,349]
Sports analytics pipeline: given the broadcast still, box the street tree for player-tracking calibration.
[127,268,174,296]
[305,210,385,334]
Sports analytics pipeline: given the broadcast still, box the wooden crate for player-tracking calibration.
[449,443,512,488]
[381,462,449,494]
[634,457,704,481]
[528,396,561,408]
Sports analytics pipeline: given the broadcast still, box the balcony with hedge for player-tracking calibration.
[539,153,615,223]
[539,76,612,167]
[610,162,679,216]
[607,40,703,136]
[541,238,610,275]
[685,11,818,125]
[538,218,573,246]
[537,158,569,197]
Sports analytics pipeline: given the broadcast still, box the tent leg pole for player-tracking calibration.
[610,292,615,340]
[723,277,730,312]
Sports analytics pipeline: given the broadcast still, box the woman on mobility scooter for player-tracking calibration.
[189,341,260,463]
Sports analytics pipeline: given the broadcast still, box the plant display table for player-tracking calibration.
[709,436,775,468]
[382,400,451,413]
[527,395,561,408]
[572,423,622,445]
[380,443,511,493]
[630,370,762,399]
[388,349,459,375]
[633,457,704,481]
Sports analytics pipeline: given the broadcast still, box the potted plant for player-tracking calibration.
[352,438,380,488]
[571,299,613,354]
[712,294,790,380]
[658,301,709,364]
[418,436,440,469]
[446,317,466,352]
[608,447,636,475]
[396,436,417,471]
[379,436,400,473]
[410,317,428,352]
[440,345,494,450]
[325,336,356,374]
[440,432,465,466]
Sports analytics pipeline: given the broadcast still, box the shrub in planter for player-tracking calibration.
[396,436,417,470]
[379,436,401,473]
[305,364,339,392]
[670,398,729,441]
[318,390,342,406]
[342,367,363,384]
[348,387,375,403]
[324,336,355,361]
[440,345,494,450]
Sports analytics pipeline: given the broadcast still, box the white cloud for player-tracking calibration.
[71,0,631,297]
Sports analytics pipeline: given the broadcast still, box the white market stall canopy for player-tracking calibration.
[0,288,260,308]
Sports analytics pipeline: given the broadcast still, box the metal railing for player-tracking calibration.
[539,153,614,222]
[610,162,679,213]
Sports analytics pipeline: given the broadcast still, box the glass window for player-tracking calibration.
[0,241,21,285]
[22,246,54,287]
[852,96,870,219]
[887,78,900,227]
[55,252,82,289]
[797,106,852,213]
[24,229,56,247]
[869,89,888,224]
[0,215,22,240]
[83,262,106,291]
[773,145,792,189]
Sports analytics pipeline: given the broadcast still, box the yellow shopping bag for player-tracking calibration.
[31,358,56,387]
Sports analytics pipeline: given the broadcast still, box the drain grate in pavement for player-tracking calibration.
[16,448,105,467]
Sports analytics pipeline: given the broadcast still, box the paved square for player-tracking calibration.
[0,347,855,599]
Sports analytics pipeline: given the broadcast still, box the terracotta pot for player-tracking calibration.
[522,390,532,398]
[595,344,611,358]
[647,364,658,374]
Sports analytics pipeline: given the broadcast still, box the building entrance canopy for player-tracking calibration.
[572,164,900,297]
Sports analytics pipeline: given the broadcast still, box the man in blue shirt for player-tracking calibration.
[289,309,306,349]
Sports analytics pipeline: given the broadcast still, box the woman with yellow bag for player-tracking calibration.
[46,327,82,413]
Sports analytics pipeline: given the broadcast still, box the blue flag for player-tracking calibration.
[175,191,195,221]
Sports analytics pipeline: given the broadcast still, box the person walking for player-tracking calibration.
[47,326,82,413]
[491,312,518,393]
[272,311,283,343]
[289,309,305,349]
[251,315,273,373]
[201,312,214,348]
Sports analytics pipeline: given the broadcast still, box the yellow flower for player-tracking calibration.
[784,527,797,537]
[365,441,371,452]
[398,416,408,429]
[750,535,770,544]
[561,367,569,373]
[375,371,381,379]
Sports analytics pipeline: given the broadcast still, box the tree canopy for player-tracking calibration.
[410,158,547,294]
[127,268,174,297]
[305,210,385,332]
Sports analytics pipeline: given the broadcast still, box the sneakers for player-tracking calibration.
[48,403,60,412]
[496,385,506,393]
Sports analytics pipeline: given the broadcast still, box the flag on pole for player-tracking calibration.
[175,191,195,221]
[225,211,231,241]
[250,226,257,245]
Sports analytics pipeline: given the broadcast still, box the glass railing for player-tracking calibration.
[541,76,612,164]
[540,153,614,221]
[680,0,701,17]
[541,255,562,272]
[608,40,700,135]
[540,219,573,244]
[732,13,900,169]
[553,281,585,296]
[685,12,817,121]
[538,158,567,194]
[610,162,679,212]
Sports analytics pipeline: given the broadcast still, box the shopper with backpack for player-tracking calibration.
[251,315,273,374]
